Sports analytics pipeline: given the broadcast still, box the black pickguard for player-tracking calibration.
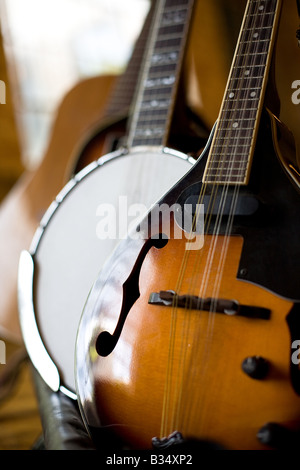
[168,112,300,301]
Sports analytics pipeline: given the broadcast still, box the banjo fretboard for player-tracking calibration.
[128,0,195,148]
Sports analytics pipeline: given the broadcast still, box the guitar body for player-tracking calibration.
[75,110,300,450]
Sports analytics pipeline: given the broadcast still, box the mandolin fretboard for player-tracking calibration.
[203,0,281,185]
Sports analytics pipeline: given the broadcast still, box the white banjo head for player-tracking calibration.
[18,146,194,398]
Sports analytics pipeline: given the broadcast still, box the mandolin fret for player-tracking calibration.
[203,0,280,185]
[128,0,195,149]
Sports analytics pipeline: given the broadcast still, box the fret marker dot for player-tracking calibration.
[253,32,259,38]
[250,91,256,97]
[259,5,264,10]
[233,122,239,128]
[245,69,250,76]
[229,92,234,98]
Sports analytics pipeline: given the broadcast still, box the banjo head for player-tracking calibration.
[18,146,194,398]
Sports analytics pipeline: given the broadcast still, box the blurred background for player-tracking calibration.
[0,0,150,191]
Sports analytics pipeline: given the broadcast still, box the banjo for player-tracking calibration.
[18,0,200,399]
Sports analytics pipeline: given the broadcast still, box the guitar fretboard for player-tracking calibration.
[203,0,281,185]
[127,0,194,148]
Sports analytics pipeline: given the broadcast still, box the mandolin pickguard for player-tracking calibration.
[175,111,300,300]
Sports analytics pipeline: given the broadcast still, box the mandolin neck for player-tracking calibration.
[203,0,282,186]
[126,0,195,149]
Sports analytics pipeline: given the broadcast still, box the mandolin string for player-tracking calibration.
[161,0,278,438]
[188,0,277,433]
[173,0,268,434]
[161,6,249,435]
[158,0,198,439]
[191,0,271,431]
[167,0,258,428]
[175,0,256,432]
[161,174,223,437]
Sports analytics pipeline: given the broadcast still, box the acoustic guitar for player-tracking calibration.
[75,0,300,450]
[18,0,204,399]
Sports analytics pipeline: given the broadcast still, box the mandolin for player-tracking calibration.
[18,0,204,399]
[75,0,300,450]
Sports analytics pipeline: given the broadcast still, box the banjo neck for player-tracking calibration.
[126,0,195,149]
[103,2,156,120]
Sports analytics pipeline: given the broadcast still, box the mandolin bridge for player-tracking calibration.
[148,290,270,319]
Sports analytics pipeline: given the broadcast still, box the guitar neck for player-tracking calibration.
[203,0,282,185]
[127,0,195,149]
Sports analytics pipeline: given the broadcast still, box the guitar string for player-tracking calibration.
[163,0,277,437]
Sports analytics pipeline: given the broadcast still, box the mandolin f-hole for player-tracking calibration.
[95,235,168,357]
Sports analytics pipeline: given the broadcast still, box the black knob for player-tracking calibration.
[241,355,269,379]
[257,422,300,449]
